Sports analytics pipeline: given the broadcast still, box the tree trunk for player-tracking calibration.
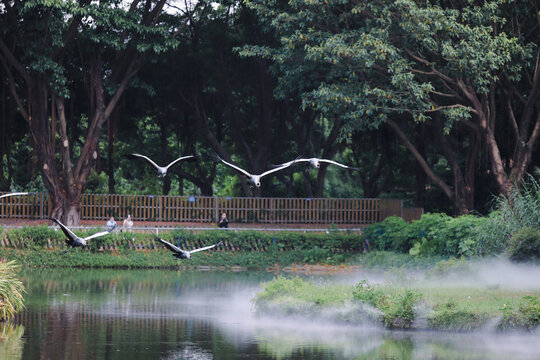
[414,124,427,208]
[314,117,343,197]
[50,193,81,225]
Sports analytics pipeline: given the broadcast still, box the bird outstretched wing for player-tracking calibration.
[165,155,197,170]
[84,230,112,241]
[126,153,161,170]
[188,241,223,254]
[211,152,252,178]
[319,159,360,170]
[50,218,78,242]
[0,192,28,199]
[154,236,185,254]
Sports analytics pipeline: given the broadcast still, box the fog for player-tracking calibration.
[150,263,540,360]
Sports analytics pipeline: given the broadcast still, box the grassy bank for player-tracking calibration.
[0,247,360,269]
[253,277,540,332]
[0,246,449,270]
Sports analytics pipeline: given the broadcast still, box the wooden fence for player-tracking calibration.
[1,192,418,225]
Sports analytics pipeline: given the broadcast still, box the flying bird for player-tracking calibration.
[125,153,197,177]
[212,153,295,187]
[0,192,28,199]
[154,236,222,259]
[50,218,114,253]
[274,158,361,171]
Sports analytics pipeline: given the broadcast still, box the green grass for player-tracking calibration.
[253,277,540,332]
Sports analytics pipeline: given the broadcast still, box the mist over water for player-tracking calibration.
[11,266,540,360]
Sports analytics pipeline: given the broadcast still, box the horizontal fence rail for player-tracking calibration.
[1,192,418,225]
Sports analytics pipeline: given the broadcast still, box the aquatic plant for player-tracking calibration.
[0,259,25,321]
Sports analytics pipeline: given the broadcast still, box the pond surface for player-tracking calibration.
[2,268,540,359]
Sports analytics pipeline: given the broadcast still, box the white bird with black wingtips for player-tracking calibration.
[274,157,361,171]
[50,218,114,253]
[212,153,295,187]
[154,236,222,259]
[0,192,28,199]
[125,153,197,177]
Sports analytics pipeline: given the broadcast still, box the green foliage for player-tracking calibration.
[363,216,409,252]
[499,296,540,331]
[352,281,419,329]
[409,214,484,257]
[426,257,469,278]
[507,227,540,263]
[362,213,485,257]
[480,176,540,256]
[428,307,488,332]
[4,226,63,249]
[0,260,25,321]
[518,296,540,331]
[350,250,444,269]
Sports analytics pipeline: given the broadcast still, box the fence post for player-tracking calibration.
[158,196,162,222]
[40,192,45,219]
[214,195,218,223]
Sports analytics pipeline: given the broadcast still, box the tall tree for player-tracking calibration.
[243,0,539,213]
[0,0,178,224]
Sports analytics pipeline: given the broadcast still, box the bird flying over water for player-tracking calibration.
[50,218,114,253]
[0,192,28,199]
[125,153,197,177]
[211,153,295,187]
[274,158,361,171]
[154,236,222,259]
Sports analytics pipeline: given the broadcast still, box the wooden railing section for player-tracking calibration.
[0,192,413,225]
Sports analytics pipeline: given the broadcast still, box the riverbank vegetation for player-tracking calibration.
[253,277,540,332]
[0,260,24,321]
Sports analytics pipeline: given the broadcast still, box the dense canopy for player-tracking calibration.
[1,0,539,224]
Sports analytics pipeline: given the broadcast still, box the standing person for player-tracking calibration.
[218,212,229,228]
[106,216,117,232]
[123,214,133,232]
[123,214,134,241]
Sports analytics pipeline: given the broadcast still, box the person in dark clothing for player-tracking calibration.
[218,212,229,228]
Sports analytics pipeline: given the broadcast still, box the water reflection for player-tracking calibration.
[13,268,540,360]
[0,321,24,360]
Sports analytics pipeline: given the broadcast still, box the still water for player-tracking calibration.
[2,268,540,359]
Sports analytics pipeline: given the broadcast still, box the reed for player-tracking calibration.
[0,259,25,321]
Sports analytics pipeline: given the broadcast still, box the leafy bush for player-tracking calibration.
[499,295,540,331]
[363,216,409,252]
[352,281,420,329]
[507,227,540,262]
[363,213,485,258]
[4,225,63,248]
[518,295,540,330]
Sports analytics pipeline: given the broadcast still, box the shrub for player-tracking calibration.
[408,213,450,257]
[480,175,540,256]
[353,281,420,329]
[0,259,25,321]
[507,227,540,262]
[363,217,409,252]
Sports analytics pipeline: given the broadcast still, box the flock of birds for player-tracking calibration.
[1,152,361,258]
